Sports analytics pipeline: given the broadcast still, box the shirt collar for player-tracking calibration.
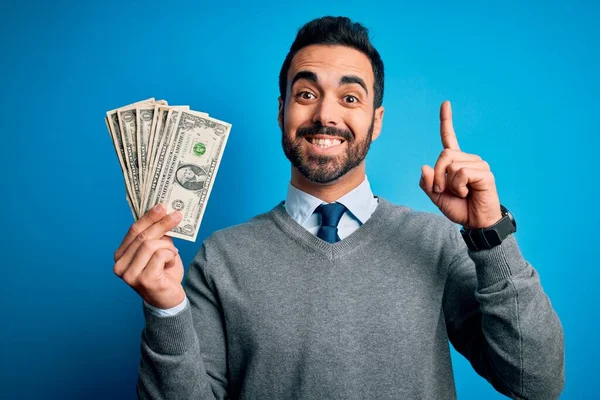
[284,183,323,226]
[336,177,375,224]
[284,176,375,226]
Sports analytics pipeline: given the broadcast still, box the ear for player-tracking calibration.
[278,97,284,130]
[371,106,385,141]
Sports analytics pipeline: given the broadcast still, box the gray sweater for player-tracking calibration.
[137,198,564,399]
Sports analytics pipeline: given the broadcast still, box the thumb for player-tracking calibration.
[419,165,437,201]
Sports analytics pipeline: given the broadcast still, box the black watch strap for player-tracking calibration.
[460,205,517,251]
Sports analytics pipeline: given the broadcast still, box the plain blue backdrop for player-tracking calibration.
[1,0,598,398]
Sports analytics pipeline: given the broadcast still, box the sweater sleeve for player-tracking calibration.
[442,232,565,399]
[136,243,229,399]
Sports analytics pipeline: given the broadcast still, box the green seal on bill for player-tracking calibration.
[193,142,206,156]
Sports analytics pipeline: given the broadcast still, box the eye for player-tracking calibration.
[344,95,358,104]
[296,91,316,100]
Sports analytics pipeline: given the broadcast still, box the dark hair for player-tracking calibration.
[279,16,384,108]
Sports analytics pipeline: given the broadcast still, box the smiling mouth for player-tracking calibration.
[305,136,345,149]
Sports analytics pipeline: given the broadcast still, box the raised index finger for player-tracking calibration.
[440,100,460,150]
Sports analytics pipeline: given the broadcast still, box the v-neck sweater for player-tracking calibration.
[138,198,564,399]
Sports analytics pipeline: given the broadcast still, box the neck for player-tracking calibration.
[290,162,366,203]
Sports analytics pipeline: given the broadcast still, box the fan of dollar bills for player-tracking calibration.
[105,98,232,242]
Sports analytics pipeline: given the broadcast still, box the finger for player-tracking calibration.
[446,160,490,197]
[119,210,182,261]
[440,100,460,150]
[114,213,181,282]
[115,203,167,261]
[449,167,495,199]
[140,211,183,241]
[419,165,438,202]
[140,248,179,287]
[115,236,174,277]
[433,149,481,193]
[119,239,178,283]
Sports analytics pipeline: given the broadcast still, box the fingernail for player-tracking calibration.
[434,184,442,193]
[170,210,183,221]
[153,204,164,212]
[419,174,424,185]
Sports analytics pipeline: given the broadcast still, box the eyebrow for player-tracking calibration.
[290,71,369,96]
[291,71,318,87]
[340,75,368,95]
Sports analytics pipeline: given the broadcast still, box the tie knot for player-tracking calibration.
[316,202,347,228]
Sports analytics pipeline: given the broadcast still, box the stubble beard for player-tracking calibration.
[281,117,375,184]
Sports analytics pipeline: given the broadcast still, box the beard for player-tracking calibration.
[281,116,374,184]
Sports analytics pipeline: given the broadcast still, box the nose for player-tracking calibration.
[312,95,341,127]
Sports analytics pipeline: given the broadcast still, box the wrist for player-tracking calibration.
[144,286,186,310]
[464,212,503,230]
[461,205,517,251]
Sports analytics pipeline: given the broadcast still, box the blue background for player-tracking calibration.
[1,0,597,398]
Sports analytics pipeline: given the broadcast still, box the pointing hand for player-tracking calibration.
[419,101,502,229]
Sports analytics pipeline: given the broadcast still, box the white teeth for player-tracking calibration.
[309,138,342,148]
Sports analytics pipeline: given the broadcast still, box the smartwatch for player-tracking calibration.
[460,205,517,251]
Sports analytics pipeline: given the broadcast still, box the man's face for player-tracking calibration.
[279,44,384,184]
[183,167,196,181]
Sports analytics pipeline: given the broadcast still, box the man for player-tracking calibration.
[114,16,564,399]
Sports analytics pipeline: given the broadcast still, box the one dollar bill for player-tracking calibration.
[153,110,231,242]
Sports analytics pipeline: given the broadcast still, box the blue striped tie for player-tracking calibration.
[315,203,347,243]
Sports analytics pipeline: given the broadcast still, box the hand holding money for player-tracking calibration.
[105,98,232,242]
[113,204,186,309]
